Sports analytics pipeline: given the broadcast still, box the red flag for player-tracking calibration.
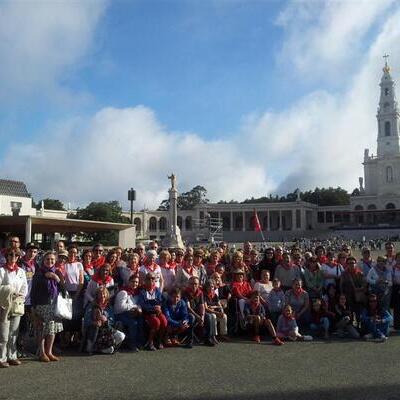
[253,209,262,232]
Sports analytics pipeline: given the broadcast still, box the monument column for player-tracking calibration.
[161,174,184,249]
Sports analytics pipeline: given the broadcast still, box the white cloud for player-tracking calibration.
[277,0,395,80]
[0,0,107,104]
[0,106,274,209]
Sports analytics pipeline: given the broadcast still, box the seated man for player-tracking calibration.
[163,288,195,348]
[114,275,143,352]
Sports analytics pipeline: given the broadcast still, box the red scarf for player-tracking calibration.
[92,256,105,270]
[169,261,177,270]
[83,263,94,274]
[144,262,157,273]
[292,287,305,298]
[183,263,194,276]
[250,301,261,314]
[121,286,138,296]
[185,286,202,300]
[206,290,215,301]
[92,272,112,285]
[4,263,18,273]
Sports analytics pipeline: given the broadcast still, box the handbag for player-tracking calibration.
[54,292,73,320]
[10,295,25,317]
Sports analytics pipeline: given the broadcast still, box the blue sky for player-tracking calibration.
[0,0,399,209]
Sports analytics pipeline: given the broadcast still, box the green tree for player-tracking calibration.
[158,185,209,210]
[36,198,66,211]
[68,201,130,245]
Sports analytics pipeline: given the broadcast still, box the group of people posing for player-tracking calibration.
[0,237,398,368]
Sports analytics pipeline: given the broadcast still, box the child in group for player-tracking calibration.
[310,298,334,339]
[83,287,125,355]
[266,278,286,325]
[163,288,194,348]
[276,305,313,342]
[334,294,360,339]
[243,291,284,345]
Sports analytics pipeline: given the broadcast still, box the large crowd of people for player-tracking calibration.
[0,236,399,368]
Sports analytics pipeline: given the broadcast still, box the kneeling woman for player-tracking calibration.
[244,291,283,345]
[163,288,195,348]
[138,272,167,351]
[114,275,143,352]
[83,287,125,354]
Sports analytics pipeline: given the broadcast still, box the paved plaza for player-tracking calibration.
[1,336,400,400]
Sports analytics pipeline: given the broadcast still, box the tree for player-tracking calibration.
[241,187,350,206]
[68,201,130,245]
[158,185,209,210]
[36,198,66,211]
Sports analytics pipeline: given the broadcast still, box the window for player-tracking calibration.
[159,217,167,231]
[386,166,393,182]
[385,121,391,136]
[149,217,157,231]
[317,212,325,223]
[385,88,389,96]
[326,212,333,223]
[185,216,192,231]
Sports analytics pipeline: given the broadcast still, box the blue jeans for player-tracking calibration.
[310,317,330,332]
[362,319,390,338]
[116,312,143,349]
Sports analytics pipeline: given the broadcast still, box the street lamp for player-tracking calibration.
[128,188,136,224]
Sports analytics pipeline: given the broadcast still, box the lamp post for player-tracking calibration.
[128,188,136,224]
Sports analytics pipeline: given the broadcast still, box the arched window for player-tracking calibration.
[185,216,192,231]
[385,203,396,223]
[367,204,377,210]
[149,217,157,231]
[159,217,167,231]
[133,218,141,232]
[386,166,393,182]
[385,121,391,136]
[177,216,183,230]
[385,203,396,209]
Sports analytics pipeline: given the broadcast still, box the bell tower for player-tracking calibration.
[377,54,400,157]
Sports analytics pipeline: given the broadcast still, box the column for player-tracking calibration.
[291,209,296,231]
[266,210,270,231]
[278,210,282,231]
[25,217,32,245]
[230,211,233,231]
[242,211,246,232]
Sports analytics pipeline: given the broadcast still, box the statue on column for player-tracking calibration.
[168,173,176,190]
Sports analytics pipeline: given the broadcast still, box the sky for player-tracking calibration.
[0,0,399,211]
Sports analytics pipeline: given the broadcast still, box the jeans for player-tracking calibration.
[362,319,390,338]
[0,315,21,362]
[310,317,330,332]
[116,312,143,349]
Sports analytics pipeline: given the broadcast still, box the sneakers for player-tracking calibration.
[101,346,114,354]
[302,335,313,341]
[0,362,9,368]
[273,337,284,346]
[373,335,387,343]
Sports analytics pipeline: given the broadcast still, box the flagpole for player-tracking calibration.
[253,209,267,246]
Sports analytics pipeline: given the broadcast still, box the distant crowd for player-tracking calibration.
[0,236,399,368]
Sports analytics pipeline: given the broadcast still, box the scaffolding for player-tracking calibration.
[193,216,223,244]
